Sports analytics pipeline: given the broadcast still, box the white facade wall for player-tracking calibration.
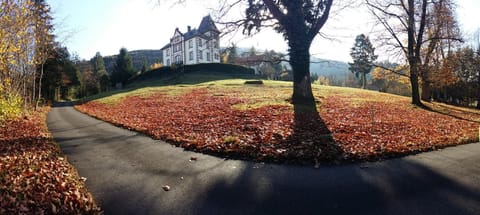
[184,38,197,65]
[162,31,220,66]
[163,48,171,66]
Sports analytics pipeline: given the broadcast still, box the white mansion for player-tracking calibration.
[161,15,221,66]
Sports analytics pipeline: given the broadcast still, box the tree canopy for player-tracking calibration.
[349,34,377,89]
[111,48,135,86]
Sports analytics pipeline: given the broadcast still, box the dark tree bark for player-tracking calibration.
[477,75,480,109]
[289,37,315,104]
[238,0,333,105]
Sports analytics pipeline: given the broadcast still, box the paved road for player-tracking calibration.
[47,103,480,215]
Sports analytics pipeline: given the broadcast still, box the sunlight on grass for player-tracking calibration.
[91,78,415,109]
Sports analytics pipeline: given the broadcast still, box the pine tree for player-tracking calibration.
[227,43,238,64]
[111,48,135,87]
[349,34,377,89]
[90,52,109,92]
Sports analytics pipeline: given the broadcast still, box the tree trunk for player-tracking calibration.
[35,64,44,110]
[477,75,480,109]
[362,72,366,89]
[421,81,431,102]
[409,63,422,106]
[32,69,36,107]
[289,43,314,105]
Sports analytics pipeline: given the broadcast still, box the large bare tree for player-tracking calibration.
[366,0,461,106]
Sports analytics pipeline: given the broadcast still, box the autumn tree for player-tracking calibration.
[418,0,461,101]
[366,0,458,106]
[111,48,135,87]
[0,0,39,119]
[349,34,377,89]
[33,0,55,109]
[435,47,480,107]
[371,62,411,96]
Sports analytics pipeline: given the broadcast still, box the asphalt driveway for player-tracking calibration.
[47,103,480,215]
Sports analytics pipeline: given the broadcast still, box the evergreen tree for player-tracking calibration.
[349,34,377,89]
[141,59,148,73]
[111,48,135,86]
[227,43,238,64]
[248,46,256,57]
[90,52,109,92]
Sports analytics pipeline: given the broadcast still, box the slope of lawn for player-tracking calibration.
[76,79,480,165]
[0,108,100,214]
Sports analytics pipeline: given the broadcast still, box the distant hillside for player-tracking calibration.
[310,57,350,78]
[103,49,163,74]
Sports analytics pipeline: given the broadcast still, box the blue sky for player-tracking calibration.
[47,0,480,62]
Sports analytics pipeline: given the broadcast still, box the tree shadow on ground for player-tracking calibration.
[422,102,480,123]
[283,99,343,164]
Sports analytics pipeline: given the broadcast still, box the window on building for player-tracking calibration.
[214,53,219,60]
[189,40,193,48]
[166,49,170,56]
[199,50,203,60]
[175,55,182,64]
[199,38,203,47]
[167,59,170,65]
[206,40,210,48]
[213,40,218,48]
[189,51,193,61]
[206,52,210,61]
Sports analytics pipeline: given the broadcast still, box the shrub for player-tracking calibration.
[0,91,22,122]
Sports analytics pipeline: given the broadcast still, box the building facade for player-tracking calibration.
[161,15,221,66]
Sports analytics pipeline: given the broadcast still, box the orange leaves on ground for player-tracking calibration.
[76,88,479,165]
[321,97,478,161]
[0,108,100,214]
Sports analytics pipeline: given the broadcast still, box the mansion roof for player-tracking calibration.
[161,15,219,50]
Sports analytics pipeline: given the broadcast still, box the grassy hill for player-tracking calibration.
[76,73,480,165]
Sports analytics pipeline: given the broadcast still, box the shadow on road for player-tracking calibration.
[52,102,73,107]
[189,159,480,215]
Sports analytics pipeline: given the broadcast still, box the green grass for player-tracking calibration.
[80,68,410,110]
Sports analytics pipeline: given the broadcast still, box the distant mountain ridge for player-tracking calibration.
[310,57,350,78]
[103,49,163,73]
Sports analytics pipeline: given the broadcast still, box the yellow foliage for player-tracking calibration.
[371,65,411,95]
[149,62,163,70]
[371,65,410,85]
[0,85,23,122]
[314,76,330,86]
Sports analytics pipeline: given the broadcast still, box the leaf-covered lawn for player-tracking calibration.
[0,108,100,214]
[76,80,480,165]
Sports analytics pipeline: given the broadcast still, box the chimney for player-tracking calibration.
[187,26,191,32]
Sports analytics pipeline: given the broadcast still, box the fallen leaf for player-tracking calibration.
[162,185,171,191]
